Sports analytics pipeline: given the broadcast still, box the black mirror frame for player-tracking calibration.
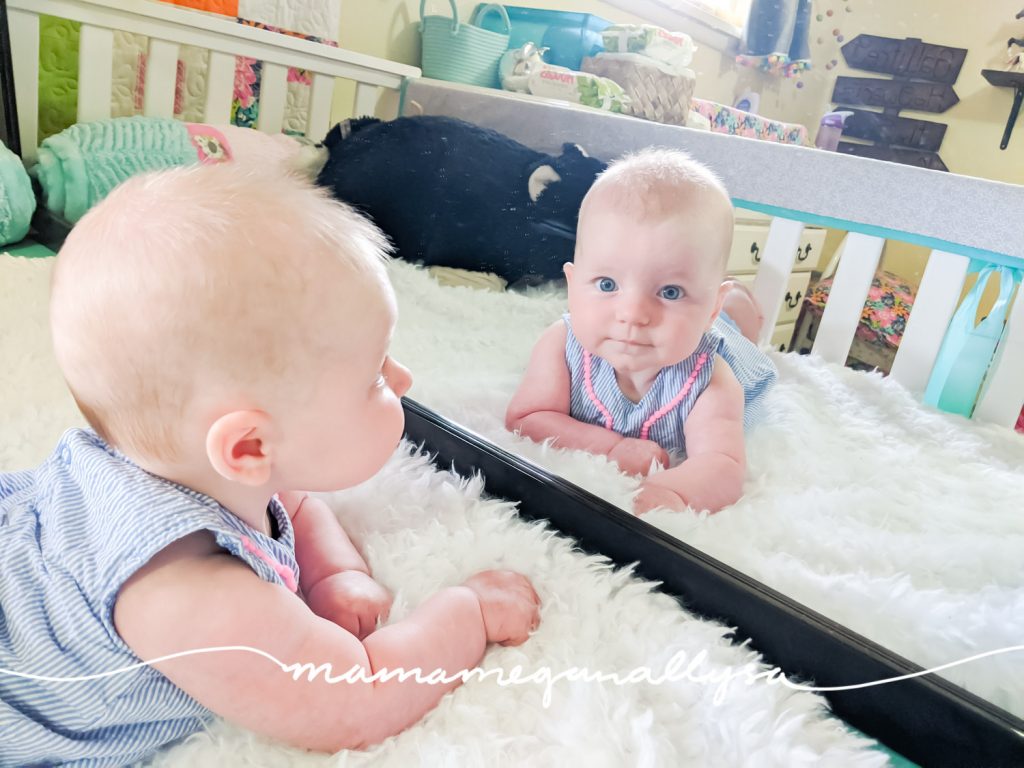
[402,397,1024,767]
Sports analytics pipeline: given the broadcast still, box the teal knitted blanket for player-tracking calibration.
[0,141,35,246]
[35,117,196,223]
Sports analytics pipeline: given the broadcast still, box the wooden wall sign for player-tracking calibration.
[831,34,967,172]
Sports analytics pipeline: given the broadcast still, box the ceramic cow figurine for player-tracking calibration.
[316,115,606,284]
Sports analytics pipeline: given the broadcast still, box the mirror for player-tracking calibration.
[366,0,1024,722]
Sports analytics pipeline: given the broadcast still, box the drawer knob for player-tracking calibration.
[751,242,761,263]
[797,244,812,262]
[784,290,803,309]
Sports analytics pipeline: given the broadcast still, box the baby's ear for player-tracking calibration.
[206,411,275,486]
[563,261,575,284]
[708,281,730,327]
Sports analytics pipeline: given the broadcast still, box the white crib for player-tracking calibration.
[7,0,419,160]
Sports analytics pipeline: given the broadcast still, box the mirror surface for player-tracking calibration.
[374,0,1024,718]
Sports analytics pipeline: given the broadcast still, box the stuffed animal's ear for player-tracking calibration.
[293,143,330,179]
[561,142,590,158]
[528,165,562,202]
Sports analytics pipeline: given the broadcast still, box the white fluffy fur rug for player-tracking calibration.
[1,250,984,767]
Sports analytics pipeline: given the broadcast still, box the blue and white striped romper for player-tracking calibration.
[564,313,777,462]
[0,428,301,768]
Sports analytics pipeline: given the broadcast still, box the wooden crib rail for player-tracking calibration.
[887,250,970,395]
[746,209,1023,428]
[7,0,420,159]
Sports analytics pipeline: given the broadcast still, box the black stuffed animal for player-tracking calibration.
[315,115,606,284]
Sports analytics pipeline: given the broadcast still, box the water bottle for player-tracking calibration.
[815,111,853,151]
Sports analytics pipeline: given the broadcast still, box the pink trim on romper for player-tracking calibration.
[582,349,615,430]
[639,352,709,441]
[240,535,298,592]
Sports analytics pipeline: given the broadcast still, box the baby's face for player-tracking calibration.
[567,204,728,373]
[272,288,412,492]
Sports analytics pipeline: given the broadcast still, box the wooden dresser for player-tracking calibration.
[729,212,826,351]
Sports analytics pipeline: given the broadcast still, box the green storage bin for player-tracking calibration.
[420,1,511,89]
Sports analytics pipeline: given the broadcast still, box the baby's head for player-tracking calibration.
[50,164,411,492]
[566,148,735,372]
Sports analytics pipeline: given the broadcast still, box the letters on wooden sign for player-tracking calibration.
[833,77,959,113]
[841,35,966,85]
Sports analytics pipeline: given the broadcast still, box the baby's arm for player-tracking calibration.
[506,321,667,475]
[635,358,746,514]
[114,533,539,752]
[279,491,390,640]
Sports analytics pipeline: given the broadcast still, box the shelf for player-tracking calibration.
[981,68,1024,149]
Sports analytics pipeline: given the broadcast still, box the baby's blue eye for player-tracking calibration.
[597,277,617,292]
[659,285,684,300]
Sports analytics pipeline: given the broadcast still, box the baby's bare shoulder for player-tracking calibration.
[691,358,743,413]
[541,317,568,340]
[114,531,239,634]
[113,530,304,656]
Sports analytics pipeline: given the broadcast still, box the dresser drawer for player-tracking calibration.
[728,224,826,275]
[770,322,796,352]
[796,228,826,273]
[727,224,769,275]
[734,271,812,326]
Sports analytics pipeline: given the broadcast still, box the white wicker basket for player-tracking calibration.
[580,53,695,127]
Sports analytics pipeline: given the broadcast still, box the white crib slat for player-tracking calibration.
[811,233,885,365]
[78,24,114,123]
[203,51,235,126]
[889,250,970,396]
[8,9,39,162]
[256,62,287,134]
[751,217,805,345]
[353,82,381,118]
[973,284,1024,427]
[142,39,180,118]
[306,73,334,141]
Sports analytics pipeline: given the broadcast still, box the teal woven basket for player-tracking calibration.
[420,1,511,89]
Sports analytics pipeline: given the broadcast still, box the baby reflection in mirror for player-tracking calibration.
[506,148,777,514]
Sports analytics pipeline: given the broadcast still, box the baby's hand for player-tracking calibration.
[634,482,688,515]
[608,437,669,477]
[463,570,541,646]
[306,570,393,640]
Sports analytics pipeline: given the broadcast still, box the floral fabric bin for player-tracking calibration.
[804,270,915,349]
[690,98,808,145]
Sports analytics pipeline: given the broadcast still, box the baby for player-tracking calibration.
[0,165,540,766]
[506,148,777,515]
